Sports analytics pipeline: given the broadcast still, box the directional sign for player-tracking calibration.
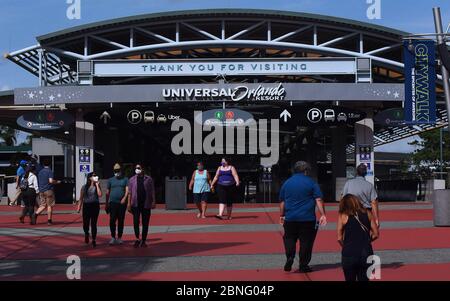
[79,164,91,173]
[100,111,111,124]
[279,109,292,122]
[127,110,142,124]
[196,109,254,127]
[16,111,74,131]
[374,108,404,126]
[358,145,372,161]
[276,106,366,126]
[79,148,91,164]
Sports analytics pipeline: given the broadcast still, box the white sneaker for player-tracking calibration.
[116,238,123,245]
[109,238,117,245]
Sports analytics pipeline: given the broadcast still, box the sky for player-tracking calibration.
[0,0,449,151]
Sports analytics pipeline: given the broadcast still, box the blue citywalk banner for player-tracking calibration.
[403,40,437,124]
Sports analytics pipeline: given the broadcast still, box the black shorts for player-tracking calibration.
[193,192,209,203]
[217,184,235,206]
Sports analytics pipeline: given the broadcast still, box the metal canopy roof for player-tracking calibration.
[35,9,410,43]
[5,9,413,84]
[3,9,449,148]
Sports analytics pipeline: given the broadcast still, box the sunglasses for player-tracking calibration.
[113,169,121,173]
[136,167,142,170]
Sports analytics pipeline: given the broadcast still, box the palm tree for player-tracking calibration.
[0,126,17,146]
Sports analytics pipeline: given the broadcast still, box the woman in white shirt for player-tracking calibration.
[19,165,39,225]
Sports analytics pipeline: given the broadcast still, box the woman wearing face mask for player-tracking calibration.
[211,157,240,220]
[127,164,156,248]
[77,172,102,247]
[188,161,211,219]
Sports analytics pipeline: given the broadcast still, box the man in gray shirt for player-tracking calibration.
[342,163,380,227]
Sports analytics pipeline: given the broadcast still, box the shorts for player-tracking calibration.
[193,192,209,204]
[39,190,55,207]
[217,184,235,206]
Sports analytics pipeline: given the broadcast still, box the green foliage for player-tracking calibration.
[408,128,450,174]
[0,126,17,146]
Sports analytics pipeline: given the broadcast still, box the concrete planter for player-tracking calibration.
[433,189,450,227]
[425,179,446,202]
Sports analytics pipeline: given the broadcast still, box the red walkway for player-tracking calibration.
[1,202,449,281]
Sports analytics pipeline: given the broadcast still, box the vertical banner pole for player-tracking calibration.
[433,7,450,134]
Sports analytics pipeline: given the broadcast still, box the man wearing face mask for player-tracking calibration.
[127,164,156,248]
[106,163,129,245]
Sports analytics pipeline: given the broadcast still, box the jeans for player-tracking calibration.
[342,256,370,281]
[109,202,126,239]
[283,221,318,268]
[131,207,151,242]
[82,202,100,240]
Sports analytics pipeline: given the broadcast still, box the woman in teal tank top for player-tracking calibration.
[188,161,211,218]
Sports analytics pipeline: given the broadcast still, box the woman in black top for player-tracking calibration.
[337,194,379,281]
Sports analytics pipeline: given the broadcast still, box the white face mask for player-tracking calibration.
[92,176,99,182]
[114,172,121,177]
[135,169,142,175]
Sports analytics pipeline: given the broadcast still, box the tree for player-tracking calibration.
[408,128,450,175]
[0,126,17,146]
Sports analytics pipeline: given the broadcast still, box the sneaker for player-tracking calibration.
[20,204,25,208]
[140,241,148,248]
[298,265,313,273]
[109,238,117,245]
[47,219,53,226]
[133,240,141,248]
[284,259,294,272]
[116,238,124,245]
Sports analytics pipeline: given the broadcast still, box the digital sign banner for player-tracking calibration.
[91,58,358,77]
[403,40,436,124]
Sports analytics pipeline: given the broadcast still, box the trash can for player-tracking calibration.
[54,178,76,204]
[165,176,187,210]
[433,189,450,227]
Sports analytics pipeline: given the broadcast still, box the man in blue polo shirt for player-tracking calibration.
[10,160,27,206]
[279,161,327,273]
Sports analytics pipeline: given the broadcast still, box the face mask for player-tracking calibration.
[92,176,99,182]
[197,166,204,170]
[135,169,142,175]
[114,172,121,177]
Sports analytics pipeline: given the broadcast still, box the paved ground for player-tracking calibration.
[0,202,449,281]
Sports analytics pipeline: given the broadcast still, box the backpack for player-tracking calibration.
[19,176,29,191]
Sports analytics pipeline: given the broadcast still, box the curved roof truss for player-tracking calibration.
[6,12,411,84]
[4,9,448,147]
